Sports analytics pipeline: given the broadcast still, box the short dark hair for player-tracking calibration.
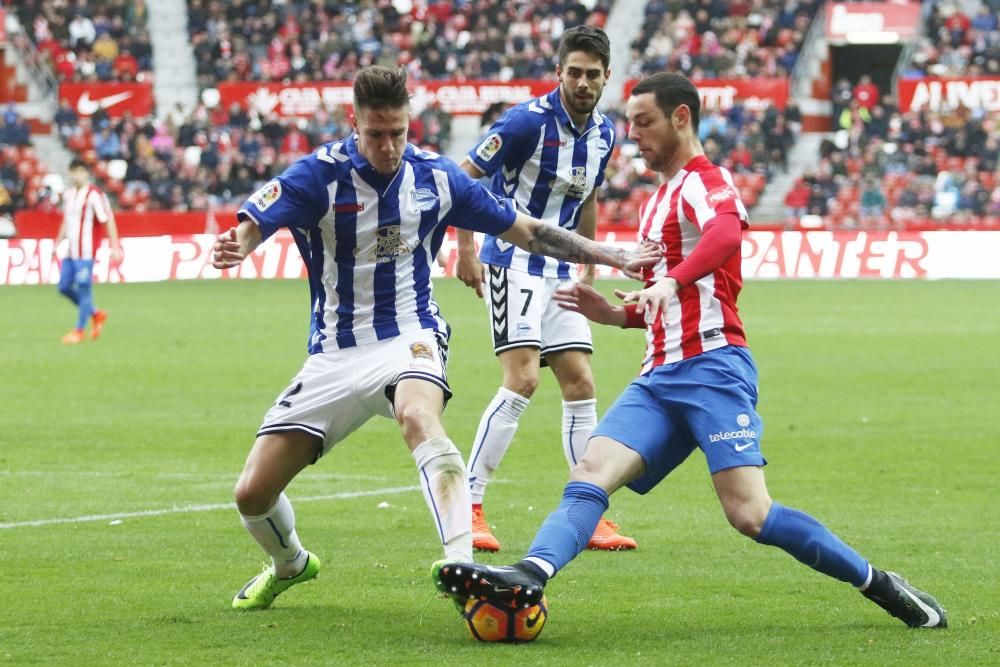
[630,72,701,129]
[353,66,410,111]
[69,158,88,171]
[558,25,611,71]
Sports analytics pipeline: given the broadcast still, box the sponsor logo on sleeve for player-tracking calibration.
[250,180,282,212]
[706,185,737,206]
[476,133,503,162]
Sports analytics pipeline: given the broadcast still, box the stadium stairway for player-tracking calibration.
[751,133,827,223]
[147,0,199,116]
[603,0,649,107]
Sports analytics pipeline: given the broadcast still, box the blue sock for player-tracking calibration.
[76,281,94,330]
[525,481,609,576]
[755,502,869,586]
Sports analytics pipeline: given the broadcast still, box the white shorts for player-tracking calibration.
[484,265,592,360]
[257,329,451,458]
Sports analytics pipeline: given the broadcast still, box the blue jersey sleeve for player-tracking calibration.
[237,157,327,240]
[447,164,518,235]
[466,106,535,178]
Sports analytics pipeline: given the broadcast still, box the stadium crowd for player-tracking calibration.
[0,106,41,214]
[628,0,821,80]
[789,102,1000,228]
[902,0,1000,78]
[186,0,610,87]
[45,93,457,212]
[9,0,154,82]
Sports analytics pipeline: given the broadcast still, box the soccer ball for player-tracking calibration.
[463,596,548,643]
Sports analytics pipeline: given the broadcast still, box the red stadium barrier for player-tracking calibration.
[12,210,223,240]
[215,80,556,117]
[58,82,156,118]
[897,77,1000,113]
[4,231,1000,286]
[622,78,789,111]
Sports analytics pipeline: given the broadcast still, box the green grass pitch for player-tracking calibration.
[1,278,998,665]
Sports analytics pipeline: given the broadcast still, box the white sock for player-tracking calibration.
[857,563,874,591]
[413,436,473,562]
[562,399,597,469]
[524,556,557,578]
[467,387,530,504]
[240,493,308,578]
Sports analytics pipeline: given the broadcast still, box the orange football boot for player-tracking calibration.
[61,329,86,344]
[587,517,637,551]
[472,504,501,552]
[90,309,108,339]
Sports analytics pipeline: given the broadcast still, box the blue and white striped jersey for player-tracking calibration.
[467,87,615,279]
[238,135,517,354]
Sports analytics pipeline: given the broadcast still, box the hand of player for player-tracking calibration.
[618,239,661,280]
[456,251,486,298]
[614,276,679,324]
[110,246,124,266]
[553,283,623,326]
[212,227,245,269]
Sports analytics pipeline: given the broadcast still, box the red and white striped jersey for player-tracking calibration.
[62,184,113,260]
[637,155,749,373]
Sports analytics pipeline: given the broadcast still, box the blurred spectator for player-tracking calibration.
[54,98,79,141]
[68,12,96,48]
[852,75,879,111]
[859,177,886,219]
[784,178,810,219]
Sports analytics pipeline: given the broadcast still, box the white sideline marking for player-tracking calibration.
[0,485,421,530]
[0,471,393,482]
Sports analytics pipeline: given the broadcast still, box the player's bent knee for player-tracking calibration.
[559,375,595,401]
[568,456,602,483]
[724,503,769,538]
[503,373,538,398]
[233,477,277,516]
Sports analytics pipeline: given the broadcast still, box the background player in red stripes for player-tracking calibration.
[433,73,947,630]
[55,159,122,344]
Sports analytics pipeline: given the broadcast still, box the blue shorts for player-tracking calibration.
[593,345,766,494]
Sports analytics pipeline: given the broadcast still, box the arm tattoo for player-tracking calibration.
[527,224,624,267]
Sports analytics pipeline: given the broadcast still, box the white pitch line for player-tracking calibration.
[0,485,421,530]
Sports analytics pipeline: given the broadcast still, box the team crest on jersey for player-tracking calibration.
[707,186,738,205]
[409,188,439,212]
[356,225,413,263]
[551,166,589,199]
[410,342,434,361]
[476,133,503,162]
[250,180,282,211]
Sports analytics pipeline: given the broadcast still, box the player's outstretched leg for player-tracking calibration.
[861,570,947,628]
[232,551,321,610]
[432,560,547,608]
[753,501,946,628]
